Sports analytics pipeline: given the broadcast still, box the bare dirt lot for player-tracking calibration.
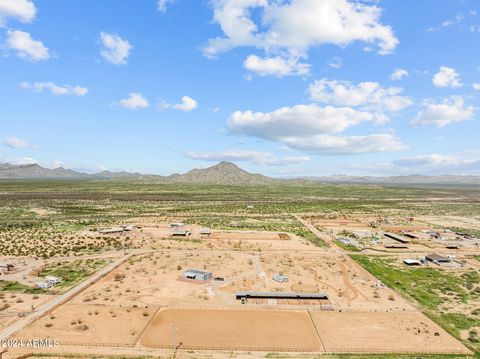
[419,215,480,230]
[69,246,415,312]
[211,230,288,241]
[248,253,413,311]
[311,311,471,354]
[0,293,50,330]
[209,236,318,252]
[139,308,321,351]
[17,304,157,346]
[71,251,257,307]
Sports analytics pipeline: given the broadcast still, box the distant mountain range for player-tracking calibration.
[0,162,275,185]
[301,174,480,186]
[1,162,479,186]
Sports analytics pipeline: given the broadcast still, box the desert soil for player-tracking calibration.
[139,308,321,351]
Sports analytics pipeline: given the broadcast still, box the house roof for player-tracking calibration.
[99,227,124,233]
[403,259,422,265]
[184,269,212,276]
[426,253,449,261]
[384,232,411,243]
[236,291,328,299]
[171,229,190,235]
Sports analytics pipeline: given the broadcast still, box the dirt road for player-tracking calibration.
[0,254,132,342]
[293,214,343,253]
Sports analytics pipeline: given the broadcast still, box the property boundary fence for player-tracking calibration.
[152,303,332,312]
[41,341,472,355]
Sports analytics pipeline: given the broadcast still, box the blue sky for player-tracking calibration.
[1,0,479,177]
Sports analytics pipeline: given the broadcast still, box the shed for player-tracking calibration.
[426,253,451,264]
[183,269,212,281]
[35,282,51,289]
[199,228,212,236]
[384,243,409,249]
[384,232,411,243]
[403,259,422,266]
[272,274,289,283]
[45,276,61,285]
[235,291,328,300]
[99,227,124,235]
[171,230,191,237]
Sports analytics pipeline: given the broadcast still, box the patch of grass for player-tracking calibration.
[39,259,109,289]
[334,239,361,252]
[294,227,328,247]
[351,255,480,353]
[0,280,45,294]
[184,215,328,247]
[351,256,468,309]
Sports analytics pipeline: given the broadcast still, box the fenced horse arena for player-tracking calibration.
[137,308,472,354]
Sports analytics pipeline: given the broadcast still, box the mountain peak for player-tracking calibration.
[173,161,273,185]
[216,161,238,167]
[210,161,245,172]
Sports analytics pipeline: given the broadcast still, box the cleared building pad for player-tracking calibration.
[139,309,322,351]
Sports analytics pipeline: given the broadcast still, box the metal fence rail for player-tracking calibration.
[43,341,472,355]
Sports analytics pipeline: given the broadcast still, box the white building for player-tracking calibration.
[273,274,289,283]
[183,269,212,281]
[45,276,61,285]
[35,282,51,289]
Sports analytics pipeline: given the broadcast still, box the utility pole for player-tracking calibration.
[173,322,178,351]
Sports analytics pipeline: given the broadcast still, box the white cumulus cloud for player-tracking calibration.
[228,104,377,137]
[203,0,398,76]
[473,83,480,91]
[185,150,310,166]
[244,55,310,77]
[0,0,36,25]
[432,66,462,88]
[412,96,474,127]
[100,32,132,65]
[391,68,409,81]
[20,82,88,96]
[161,96,198,112]
[227,104,406,154]
[281,133,406,154]
[174,96,198,112]
[6,30,49,61]
[119,93,149,109]
[308,78,412,113]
